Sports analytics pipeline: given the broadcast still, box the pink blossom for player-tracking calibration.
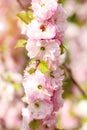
[23,66,64,100]
[21,108,55,130]
[26,39,61,61]
[32,0,58,21]
[54,5,67,32]
[26,20,56,40]
[42,114,57,129]
[23,66,52,102]
[23,75,51,102]
[52,5,67,43]
[52,88,64,112]
[21,108,33,130]
[28,100,53,119]
[35,69,64,93]
[21,107,56,130]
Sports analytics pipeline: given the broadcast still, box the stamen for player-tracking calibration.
[40,24,45,31]
[40,3,45,7]
[40,46,45,51]
[50,71,55,78]
[34,102,40,108]
[37,84,42,89]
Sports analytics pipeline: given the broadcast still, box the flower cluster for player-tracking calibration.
[22,0,66,129]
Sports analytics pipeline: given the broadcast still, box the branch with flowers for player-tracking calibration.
[16,0,67,129]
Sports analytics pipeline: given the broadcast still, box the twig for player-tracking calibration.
[17,0,26,10]
[56,129,65,130]
[63,65,87,98]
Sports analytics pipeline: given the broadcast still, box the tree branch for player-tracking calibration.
[17,0,26,10]
[63,65,87,98]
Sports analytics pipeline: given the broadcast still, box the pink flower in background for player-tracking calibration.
[74,100,87,118]
[78,2,87,21]
[4,101,23,129]
[26,19,56,40]
[78,27,87,51]
[0,71,23,130]
[70,55,87,83]
[32,0,58,21]
[80,123,87,130]
[0,0,25,122]
[59,100,78,130]
[66,25,87,84]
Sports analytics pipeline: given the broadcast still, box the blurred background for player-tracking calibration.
[0,0,87,130]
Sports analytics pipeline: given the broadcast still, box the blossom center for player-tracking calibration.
[37,84,42,89]
[34,102,40,108]
[40,46,45,51]
[40,3,45,7]
[50,71,55,78]
[40,24,45,31]
[44,124,49,128]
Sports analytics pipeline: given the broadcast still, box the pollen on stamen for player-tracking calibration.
[50,71,55,78]
[37,84,42,89]
[40,46,45,51]
[34,102,40,108]
[40,24,45,31]
[40,3,45,7]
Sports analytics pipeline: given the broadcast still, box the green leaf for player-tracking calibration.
[80,83,87,90]
[15,39,27,48]
[62,77,73,99]
[29,58,36,63]
[69,111,76,118]
[38,60,51,74]
[17,11,34,24]
[81,118,87,124]
[28,68,36,74]
[29,119,40,130]
[57,0,66,5]
[13,82,21,92]
[56,116,62,130]
[7,75,12,82]
[60,44,67,54]
[0,45,8,52]
[57,0,62,3]
[67,13,84,26]
[57,0,65,4]
[7,75,21,92]
[27,6,32,10]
